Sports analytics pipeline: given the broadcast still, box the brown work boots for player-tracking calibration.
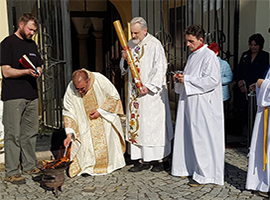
[4,174,26,185]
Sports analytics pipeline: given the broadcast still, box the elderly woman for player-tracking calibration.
[234,33,269,138]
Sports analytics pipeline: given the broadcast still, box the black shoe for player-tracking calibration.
[151,162,164,172]
[257,191,269,198]
[180,175,192,179]
[187,179,204,187]
[163,160,170,171]
[81,173,91,177]
[128,162,151,172]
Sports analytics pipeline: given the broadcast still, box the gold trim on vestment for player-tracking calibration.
[128,94,140,144]
[101,98,124,115]
[64,116,82,178]
[64,116,80,139]
[69,157,81,178]
[263,107,268,171]
[127,43,147,145]
[83,74,108,174]
[101,97,126,153]
[137,45,145,60]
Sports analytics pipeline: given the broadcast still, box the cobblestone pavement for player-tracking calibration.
[0,147,268,200]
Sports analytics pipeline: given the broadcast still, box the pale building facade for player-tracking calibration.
[0,0,270,165]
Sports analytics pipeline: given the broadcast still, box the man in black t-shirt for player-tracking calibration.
[0,13,43,185]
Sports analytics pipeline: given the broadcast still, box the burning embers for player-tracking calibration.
[43,145,71,170]
[40,145,72,198]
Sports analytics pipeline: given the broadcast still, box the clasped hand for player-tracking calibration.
[121,50,127,61]
[89,110,100,119]
[139,85,149,96]
[173,73,184,84]
[238,80,247,93]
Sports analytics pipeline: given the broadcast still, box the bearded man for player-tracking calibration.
[0,13,43,184]
[120,17,173,172]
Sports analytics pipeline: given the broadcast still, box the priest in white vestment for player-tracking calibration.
[63,69,126,177]
[246,69,270,197]
[120,17,173,172]
[171,24,225,186]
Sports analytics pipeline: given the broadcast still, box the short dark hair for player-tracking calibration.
[248,33,265,51]
[185,24,205,40]
[18,13,38,27]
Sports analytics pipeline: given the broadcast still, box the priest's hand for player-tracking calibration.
[89,110,100,119]
[121,50,127,61]
[257,79,264,88]
[139,85,149,96]
[64,133,72,147]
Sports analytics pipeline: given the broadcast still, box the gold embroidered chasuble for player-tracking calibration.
[63,116,81,177]
[83,79,109,174]
[63,71,125,177]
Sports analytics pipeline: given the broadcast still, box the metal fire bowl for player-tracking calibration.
[41,164,70,189]
[42,173,65,189]
[42,164,70,174]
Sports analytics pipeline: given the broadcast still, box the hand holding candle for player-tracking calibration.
[113,20,143,93]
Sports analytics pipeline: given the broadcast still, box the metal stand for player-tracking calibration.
[247,90,257,149]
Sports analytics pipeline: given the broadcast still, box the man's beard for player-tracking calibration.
[20,29,31,40]
[132,38,140,45]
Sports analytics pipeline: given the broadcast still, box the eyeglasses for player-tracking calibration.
[76,86,86,92]
[75,80,88,92]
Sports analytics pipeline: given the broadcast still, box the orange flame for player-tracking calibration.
[43,145,71,169]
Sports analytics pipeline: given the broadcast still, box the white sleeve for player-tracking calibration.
[257,79,270,107]
[97,108,117,123]
[64,127,76,139]
[119,58,129,76]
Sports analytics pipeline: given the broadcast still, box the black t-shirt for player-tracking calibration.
[0,34,43,101]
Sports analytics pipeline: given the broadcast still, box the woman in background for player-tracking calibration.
[233,33,269,138]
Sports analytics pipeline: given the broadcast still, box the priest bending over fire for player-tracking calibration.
[63,69,126,177]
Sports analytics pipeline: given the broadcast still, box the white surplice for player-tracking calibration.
[120,33,173,161]
[246,70,270,192]
[171,45,225,185]
[63,72,125,176]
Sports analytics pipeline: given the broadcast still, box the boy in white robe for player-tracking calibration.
[171,24,225,186]
[246,70,270,198]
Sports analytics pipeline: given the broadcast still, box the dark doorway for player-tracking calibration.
[69,0,125,109]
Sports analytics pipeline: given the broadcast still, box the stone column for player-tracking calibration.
[77,34,89,69]
[92,31,103,73]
